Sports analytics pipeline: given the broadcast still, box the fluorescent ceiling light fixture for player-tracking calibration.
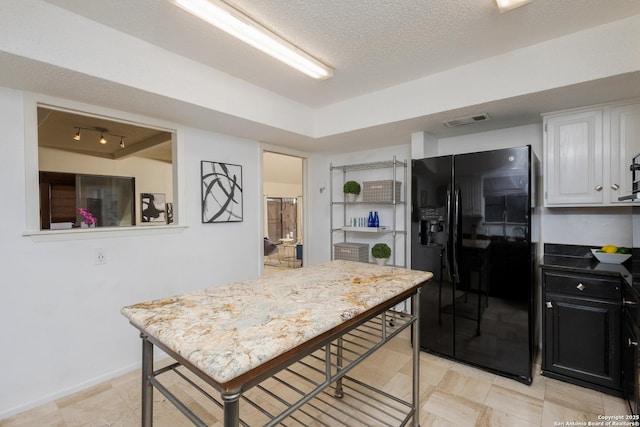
[171,0,334,80]
[495,0,532,13]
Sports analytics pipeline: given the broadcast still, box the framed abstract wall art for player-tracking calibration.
[141,192,166,224]
[165,202,174,224]
[201,161,243,223]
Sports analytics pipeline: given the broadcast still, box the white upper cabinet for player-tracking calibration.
[458,175,483,217]
[544,110,603,206]
[610,103,640,204]
[543,100,640,207]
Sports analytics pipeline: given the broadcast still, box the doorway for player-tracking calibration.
[263,152,304,272]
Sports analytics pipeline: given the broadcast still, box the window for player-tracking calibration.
[484,194,528,223]
[24,95,185,238]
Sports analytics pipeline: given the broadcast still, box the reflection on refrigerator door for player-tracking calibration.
[412,146,537,385]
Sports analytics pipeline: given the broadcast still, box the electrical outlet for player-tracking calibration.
[95,248,106,265]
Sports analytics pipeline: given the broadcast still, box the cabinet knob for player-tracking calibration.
[594,185,603,191]
[546,301,553,308]
[611,183,620,191]
[576,283,585,291]
[629,338,638,348]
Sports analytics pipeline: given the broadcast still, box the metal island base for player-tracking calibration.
[122,260,432,426]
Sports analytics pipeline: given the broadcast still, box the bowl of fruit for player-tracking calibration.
[591,245,631,264]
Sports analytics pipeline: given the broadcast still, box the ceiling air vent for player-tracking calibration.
[444,113,491,128]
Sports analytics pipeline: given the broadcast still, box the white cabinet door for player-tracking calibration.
[458,177,483,217]
[470,179,483,216]
[545,110,603,206]
[610,103,640,203]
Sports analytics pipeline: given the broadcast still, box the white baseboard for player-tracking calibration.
[0,350,167,421]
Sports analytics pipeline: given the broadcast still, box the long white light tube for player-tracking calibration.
[172,0,334,79]
[495,0,532,13]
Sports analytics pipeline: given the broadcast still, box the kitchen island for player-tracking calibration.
[122,260,432,426]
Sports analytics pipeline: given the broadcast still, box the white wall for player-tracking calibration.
[305,153,330,264]
[435,124,543,158]
[541,206,631,248]
[0,87,262,418]
[264,182,301,198]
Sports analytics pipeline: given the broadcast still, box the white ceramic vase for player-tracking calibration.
[345,193,357,203]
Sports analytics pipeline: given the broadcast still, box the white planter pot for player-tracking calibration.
[374,258,389,266]
[345,193,357,203]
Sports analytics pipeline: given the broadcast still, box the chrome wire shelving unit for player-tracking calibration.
[329,156,408,268]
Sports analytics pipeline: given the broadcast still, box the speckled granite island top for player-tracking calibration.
[122,260,432,388]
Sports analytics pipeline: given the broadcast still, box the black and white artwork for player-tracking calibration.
[141,192,166,223]
[201,161,243,223]
[166,202,174,224]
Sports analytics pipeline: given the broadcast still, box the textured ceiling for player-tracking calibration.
[9,0,640,153]
[42,0,640,107]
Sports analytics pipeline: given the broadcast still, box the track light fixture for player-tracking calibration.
[72,126,127,148]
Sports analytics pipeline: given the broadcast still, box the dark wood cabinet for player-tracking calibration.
[39,172,76,229]
[542,269,623,395]
[623,283,640,415]
[623,316,639,414]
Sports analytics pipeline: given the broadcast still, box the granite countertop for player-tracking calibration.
[121,260,432,387]
[541,244,631,283]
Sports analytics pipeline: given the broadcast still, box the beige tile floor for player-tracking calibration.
[0,325,630,427]
[2,264,630,426]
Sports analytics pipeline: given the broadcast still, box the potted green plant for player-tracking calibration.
[343,180,361,202]
[371,243,391,265]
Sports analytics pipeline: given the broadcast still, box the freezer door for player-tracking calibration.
[412,156,455,358]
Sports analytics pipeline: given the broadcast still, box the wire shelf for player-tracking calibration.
[149,309,416,426]
[330,160,406,172]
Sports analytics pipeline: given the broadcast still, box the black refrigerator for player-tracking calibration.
[411,145,538,384]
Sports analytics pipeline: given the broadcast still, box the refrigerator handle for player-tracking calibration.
[451,186,461,284]
[444,185,453,282]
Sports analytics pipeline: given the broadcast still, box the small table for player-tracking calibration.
[122,260,432,426]
[277,239,298,267]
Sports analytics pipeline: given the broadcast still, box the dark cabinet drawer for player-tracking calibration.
[544,270,621,300]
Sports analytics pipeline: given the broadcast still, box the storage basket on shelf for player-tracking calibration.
[362,180,402,203]
[333,242,369,263]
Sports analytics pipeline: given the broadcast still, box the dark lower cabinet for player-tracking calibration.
[542,269,623,396]
[623,316,639,414]
[623,283,640,415]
